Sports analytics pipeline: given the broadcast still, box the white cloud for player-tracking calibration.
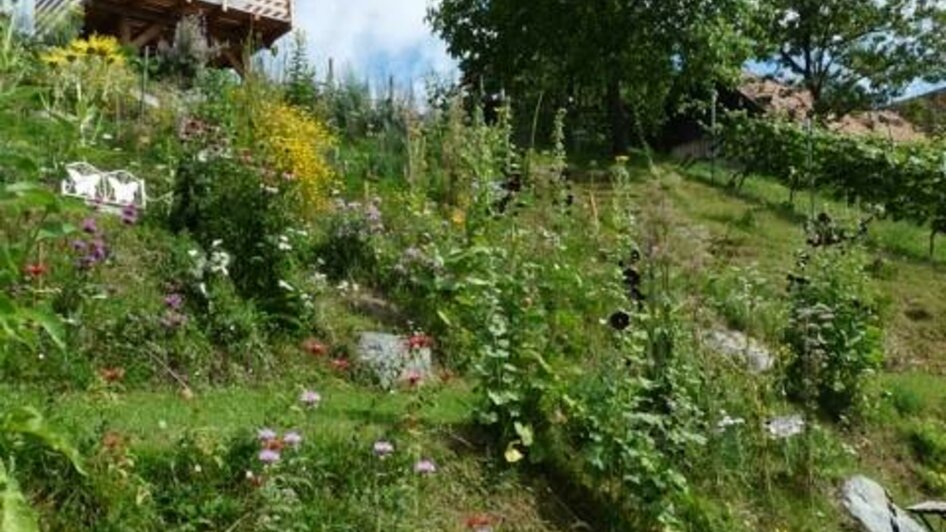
[291,0,456,88]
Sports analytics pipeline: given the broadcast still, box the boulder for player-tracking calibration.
[356,332,432,389]
[842,475,926,532]
[702,328,774,373]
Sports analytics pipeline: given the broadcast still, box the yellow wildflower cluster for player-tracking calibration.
[257,102,337,210]
[41,35,126,67]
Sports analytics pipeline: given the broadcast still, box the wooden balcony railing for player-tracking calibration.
[208,0,293,23]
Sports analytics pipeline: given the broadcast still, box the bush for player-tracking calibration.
[169,156,303,325]
[783,216,884,420]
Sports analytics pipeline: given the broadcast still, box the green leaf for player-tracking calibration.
[2,408,86,476]
[0,462,39,532]
[19,310,65,352]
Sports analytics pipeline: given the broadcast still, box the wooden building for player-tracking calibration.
[34,0,293,71]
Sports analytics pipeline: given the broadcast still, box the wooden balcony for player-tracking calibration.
[37,0,293,71]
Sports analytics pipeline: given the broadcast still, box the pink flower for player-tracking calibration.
[258,449,280,464]
[300,390,322,407]
[414,459,437,475]
[373,440,394,459]
[283,431,303,448]
[258,428,277,442]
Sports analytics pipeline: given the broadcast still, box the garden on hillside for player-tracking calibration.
[2,3,946,531]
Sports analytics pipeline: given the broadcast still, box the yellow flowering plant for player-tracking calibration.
[40,35,134,143]
[256,102,337,211]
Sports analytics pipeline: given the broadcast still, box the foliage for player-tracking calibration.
[156,15,220,83]
[284,30,317,108]
[752,0,946,116]
[169,155,305,326]
[0,183,72,357]
[783,216,884,420]
[720,113,946,255]
[429,0,754,153]
[0,406,85,532]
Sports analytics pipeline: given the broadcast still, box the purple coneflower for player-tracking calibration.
[373,440,394,459]
[257,428,277,442]
[300,390,322,407]
[258,449,281,464]
[414,459,437,475]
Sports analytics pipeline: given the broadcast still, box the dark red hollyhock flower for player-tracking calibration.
[302,338,328,357]
[331,358,351,372]
[24,263,48,279]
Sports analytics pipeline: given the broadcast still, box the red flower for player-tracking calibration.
[406,334,433,351]
[99,367,126,383]
[465,514,495,530]
[331,358,351,372]
[24,263,48,279]
[302,338,328,357]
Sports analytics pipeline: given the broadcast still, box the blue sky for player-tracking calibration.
[294,0,457,93]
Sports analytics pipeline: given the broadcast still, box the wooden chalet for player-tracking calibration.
[34,0,293,71]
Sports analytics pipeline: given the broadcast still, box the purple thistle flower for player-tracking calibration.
[258,449,281,464]
[258,428,277,442]
[373,440,394,459]
[82,217,98,234]
[300,390,322,407]
[283,431,303,447]
[71,239,88,252]
[164,293,184,310]
[414,459,437,475]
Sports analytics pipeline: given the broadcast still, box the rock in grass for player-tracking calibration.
[842,475,926,532]
[764,415,805,439]
[702,328,774,373]
[356,332,432,389]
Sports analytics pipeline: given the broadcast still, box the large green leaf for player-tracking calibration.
[2,408,86,476]
[0,462,39,532]
[19,310,66,352]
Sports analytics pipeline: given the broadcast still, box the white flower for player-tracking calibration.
[278,280,295,292]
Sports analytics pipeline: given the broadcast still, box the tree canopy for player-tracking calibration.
[753,0,946,117]
[428,0,753,154]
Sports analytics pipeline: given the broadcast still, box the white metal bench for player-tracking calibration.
[60,162,147,214]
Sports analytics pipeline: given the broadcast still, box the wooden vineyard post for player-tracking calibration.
[806,117,815,218]
[710,88,718,183]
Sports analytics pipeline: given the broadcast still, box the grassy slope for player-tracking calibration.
[629,162,946,518]
[1,375,578,531]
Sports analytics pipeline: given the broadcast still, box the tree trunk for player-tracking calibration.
[607,78,631,156]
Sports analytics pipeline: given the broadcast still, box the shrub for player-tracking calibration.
[783,216,884,420]
[156,15,220,83]
[169,156,301,323]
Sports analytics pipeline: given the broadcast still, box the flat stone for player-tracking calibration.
[702,328,774,373]
[764,415,805,439]
[842,476,926,532]
[356,332,432,389]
